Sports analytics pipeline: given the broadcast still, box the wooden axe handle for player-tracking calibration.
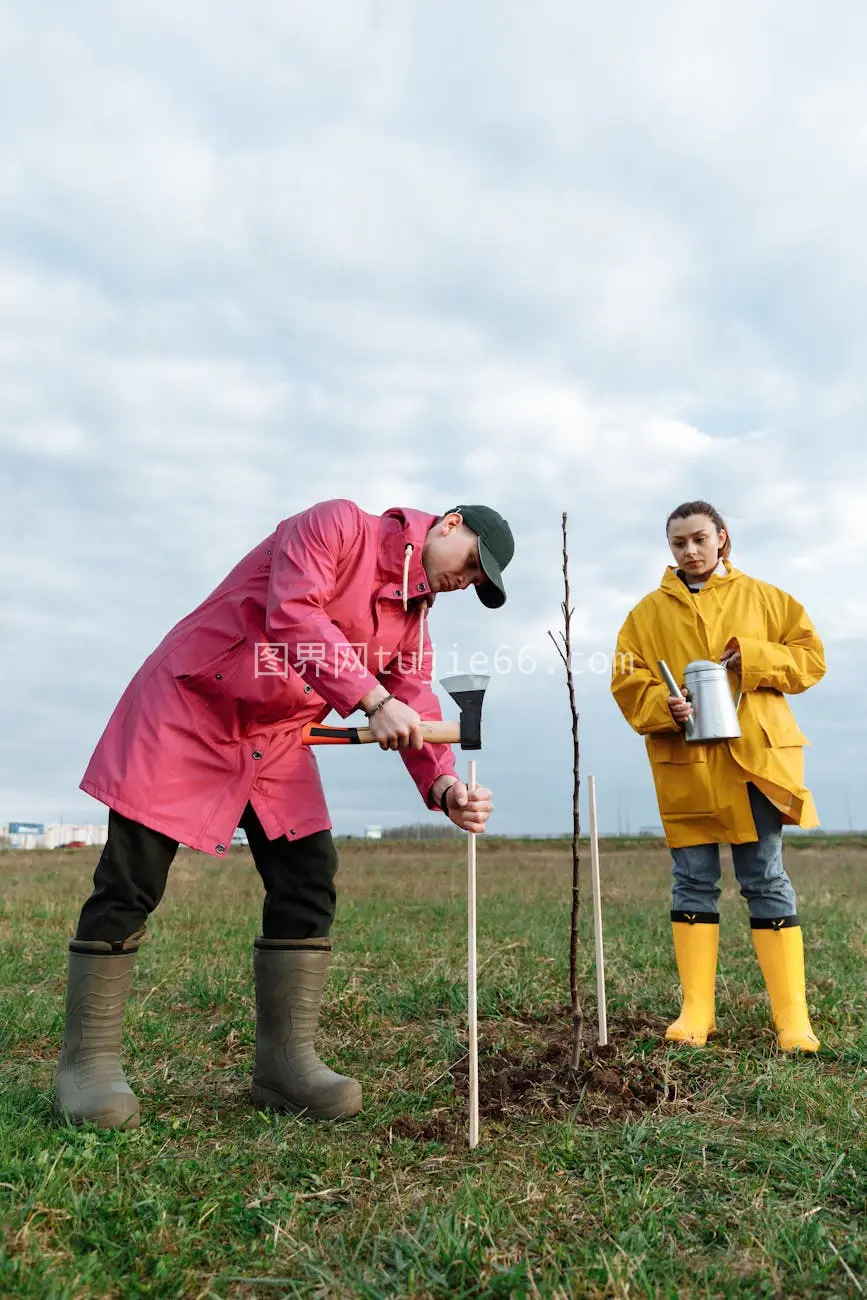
[301,720,460,747]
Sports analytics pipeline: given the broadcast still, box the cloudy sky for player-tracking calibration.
[2,1,865,837]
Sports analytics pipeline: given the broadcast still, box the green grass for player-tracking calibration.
[1,839,864,1298]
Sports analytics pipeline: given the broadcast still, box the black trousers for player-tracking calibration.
[75,804,339,943]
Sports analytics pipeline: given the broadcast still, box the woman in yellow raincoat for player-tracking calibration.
[611,500,825,1052]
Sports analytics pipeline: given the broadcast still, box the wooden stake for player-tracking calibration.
[588,774,608,1047]
[467,758,479,1148]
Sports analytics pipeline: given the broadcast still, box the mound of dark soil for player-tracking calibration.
[450,1015,679,1122]
[385,1011,694,1142]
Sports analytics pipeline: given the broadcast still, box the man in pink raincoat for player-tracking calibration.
[54,500,514,1129]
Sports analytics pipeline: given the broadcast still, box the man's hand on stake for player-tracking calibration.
[444,781,494,834]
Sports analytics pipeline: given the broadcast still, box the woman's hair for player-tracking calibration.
[665,500,731,558]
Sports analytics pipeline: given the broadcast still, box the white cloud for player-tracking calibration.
[1,0,866,832]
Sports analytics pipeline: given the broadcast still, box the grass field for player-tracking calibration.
[1,837,864,1298]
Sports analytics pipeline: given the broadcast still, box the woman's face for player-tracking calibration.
[667,513,726,577]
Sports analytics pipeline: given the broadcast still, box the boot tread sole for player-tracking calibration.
[250,1083,362,1120]
[54,1102,141,1130]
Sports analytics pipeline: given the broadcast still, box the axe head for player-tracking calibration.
[439,673,490,750]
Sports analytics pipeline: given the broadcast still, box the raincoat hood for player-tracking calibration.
[377,507,439,609]
[659,559,742,604]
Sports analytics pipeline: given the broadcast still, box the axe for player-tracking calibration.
[300,673,487,749]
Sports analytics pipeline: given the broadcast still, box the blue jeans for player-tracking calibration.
[671,785,798,920]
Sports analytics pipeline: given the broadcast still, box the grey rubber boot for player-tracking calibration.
[250,937,362,1120]
[54,929,144,1129]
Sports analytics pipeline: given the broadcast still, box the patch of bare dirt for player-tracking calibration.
[451,1042,677,1121]
[386,1012,694,1141]
[386,1113,455,1143]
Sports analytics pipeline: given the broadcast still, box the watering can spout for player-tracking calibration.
[658,659,696,740]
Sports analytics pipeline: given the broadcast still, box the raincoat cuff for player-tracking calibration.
[646,687,683,734]
[732,635,765,693]
[402,747,457,806]
[316,670,382,719]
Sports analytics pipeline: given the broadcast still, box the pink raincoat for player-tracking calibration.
[81,501,458,855]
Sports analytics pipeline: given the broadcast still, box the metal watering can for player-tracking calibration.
[658,659,742,743]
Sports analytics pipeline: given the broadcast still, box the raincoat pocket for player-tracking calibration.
[759,715,810,748]
[647,734,715,816]
[173,635,247,700]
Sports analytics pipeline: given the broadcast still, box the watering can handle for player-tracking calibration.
[657,660,696,740]
[726,666,743,711]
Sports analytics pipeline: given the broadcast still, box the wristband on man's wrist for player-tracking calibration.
[440,781,457,815]
[364,693,394,718]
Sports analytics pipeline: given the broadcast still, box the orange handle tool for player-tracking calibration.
[301,720,460,747]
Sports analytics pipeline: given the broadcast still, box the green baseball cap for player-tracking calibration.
[447,505,515,608]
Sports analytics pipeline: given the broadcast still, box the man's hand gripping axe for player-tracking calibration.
[300,673,488,750]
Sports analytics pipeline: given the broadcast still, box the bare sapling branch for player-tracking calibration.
[547,511,583,1071]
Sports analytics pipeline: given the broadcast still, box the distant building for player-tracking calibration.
[5,822,46,850]
[2,823,109,850]
[44,824,109,850]
[365,825,383,840]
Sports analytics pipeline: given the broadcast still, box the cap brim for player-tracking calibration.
[476,537,506,608]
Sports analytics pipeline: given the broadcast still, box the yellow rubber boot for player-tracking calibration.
[666,913,719,1046]
[751,919,820,1053]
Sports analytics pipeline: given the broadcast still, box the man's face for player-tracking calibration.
[422,514,485,595]
[667,513,725,578]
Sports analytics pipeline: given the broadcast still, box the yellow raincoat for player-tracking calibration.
[611,563,825,848]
